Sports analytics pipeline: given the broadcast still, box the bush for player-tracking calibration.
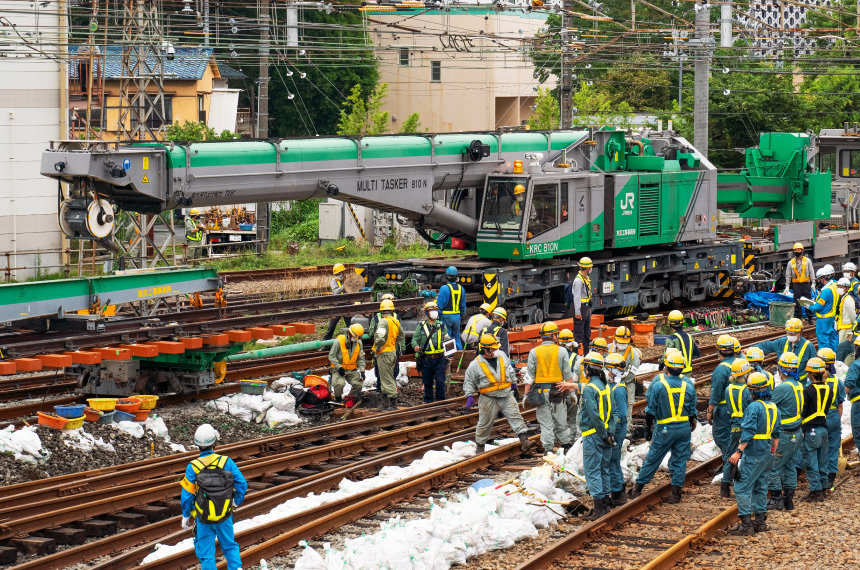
[271,200,321,242]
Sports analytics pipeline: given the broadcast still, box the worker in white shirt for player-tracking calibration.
[836,277,857,344]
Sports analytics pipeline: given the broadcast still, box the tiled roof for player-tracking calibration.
[69,46,214,80]
[217,62,247,80]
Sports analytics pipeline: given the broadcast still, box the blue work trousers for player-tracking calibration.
[440,314,463,349]
[722,430,741,484]
[803,428,829,491]
[815,316,838,352]
[768,429,802,490]
[852,401,860,454]
[734,444,773,516]
[608,421,627,493]
[421,355,448,403]
[712,405,730,466]
[636,423,691,488]
[194,516,242,570]
[826,410,842,475]
[582,433,612,499]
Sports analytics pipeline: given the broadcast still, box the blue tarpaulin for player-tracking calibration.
[744,291,793,317]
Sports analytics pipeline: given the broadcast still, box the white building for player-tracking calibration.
[0,0,66,281]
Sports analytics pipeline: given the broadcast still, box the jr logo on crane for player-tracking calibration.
[620,192,635,216]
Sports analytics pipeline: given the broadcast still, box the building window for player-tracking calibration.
[431,60,441,82]
[130,95,173,130]
[399,48,409,66]
[198,94,206,124]
[840,149,860,177]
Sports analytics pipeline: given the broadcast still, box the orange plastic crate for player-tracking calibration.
[248,327,274,340]
[226,330,252,343]
[65,351,102,365]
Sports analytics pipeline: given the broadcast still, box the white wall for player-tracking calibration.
[0,0,66,281]
[208,88,240,133]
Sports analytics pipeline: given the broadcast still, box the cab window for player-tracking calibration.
[528,183,558,238]
[839,149,860,177]
[481,177,528,231]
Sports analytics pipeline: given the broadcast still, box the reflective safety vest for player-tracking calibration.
[534,344,563,383]
[422,322,444,355]
[186,219,203,241]
[826,376,840,410]
[656,376,689,424]
[378,316,401,354]
[715,361,732,404]
[338,335,361,371]
[581,380,611,437]
[784,340,811,380]
[442,283,463,315]
[753,401,779,439]
[780,381,805,425]
[673,331,694,374]
[790,256,809,283]
[576,274,591,303]
[802,383,831,424]
[728,383,747,418]
[478,358,511,393]
[463,314,485,341]
[815,282,839,319]
[837,293,854,330]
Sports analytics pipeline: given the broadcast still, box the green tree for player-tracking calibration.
[398,112,423,134]
[164,120,237,141]
[569,83,634,129]
[336,83,390,136]
[528,87,560,130]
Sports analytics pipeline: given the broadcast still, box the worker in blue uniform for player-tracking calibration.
[628,351,698,504]
[818,347,844,493]
[743,347,774,389]
[766,352,804,511]
[605,352,629,507]
[812,265,839,352]
[726,372,781,535]
[844,337,860,456]
[708,334,737,497]
[577,351,616,520]
[843,261,860,305]
[436,266,466,350]
[800,357,832,502]
[755,318,814,382]
[179,424,248,570]
[722,358,753,496]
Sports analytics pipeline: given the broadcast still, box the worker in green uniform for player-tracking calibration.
[818,347,844,494]
[843,337,860,458]
[755,318,814,382]
[559,328,581,440]
[628,351,698,504]
[722,358,753,496]
[800,357,832,502]
[328,323,366,405]
[659,310,700,374]
[523,321,573,453]
[464,333,532,454]
[766,352,804,511]
[185,208,206,263]
[368,293,395,391]
[726,371,781,535]
[374,299,405,409]
[708,334,738,497]
[577,351,616,520]
[412,301,450,404]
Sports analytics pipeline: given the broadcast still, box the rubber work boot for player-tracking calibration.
[389,397,398,409]
[609,490,627,507]
[752,513,768,533]
[518,433,533,453]
[475,443,485,454]
[665,485,683,504]
[582,496,610,521]
[726,515,754,536]
[628,483,644,498]
[720,482,732,498]
[783,487,795,511]
[803,489,824,503]
[766,489,784,511]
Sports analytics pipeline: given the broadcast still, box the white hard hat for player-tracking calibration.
[843,262,857,272]
[194,423,220,447]
[838,277,851,287]
[816,265,834,278]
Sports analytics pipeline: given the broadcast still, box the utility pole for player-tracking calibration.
[559,0,573,128]
[256,0,271,253]
[692,1,712,156]
[118,0,166,142]
[720,1,732,47]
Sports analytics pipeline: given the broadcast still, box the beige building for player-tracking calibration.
[365,9,552,132]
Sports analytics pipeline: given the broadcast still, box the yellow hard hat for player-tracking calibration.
[615,326,632,342]
[793,242,804,251]
[778,352,799,369]
[559,329,575,342]
[479,333,501,351]
[582,351,605,367]
[592,337,609,352]
[380,299,395,311]
[744,346,764,362]
[422,301,438,312]
[664,350,686,370]
[817,347,836,364]
[747,371,770,390]
[479,303,493,314]
[732,337,742,353]
[668,310,684,323]
[492,307,508,320]
[716,335,735,351]
[333,263,346,274]
[605,352,625,370]
[785,318,803,333]
[381,293,395,301]
[579,257,593,269]
[348,323,364,339]
[805,357,826,374]
[189,208,201,216]
[540,321,559,336]
[514,184,526,195]
[731,358,752,378]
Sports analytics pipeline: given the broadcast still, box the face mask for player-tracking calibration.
[845,273,853,279]
[787,335,798,343]
[838,288,847,296]
[794,251,803,258]
[428,310,439,320]
[616,342,629,350]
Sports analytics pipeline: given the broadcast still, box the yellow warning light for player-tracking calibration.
[513,160,524,174]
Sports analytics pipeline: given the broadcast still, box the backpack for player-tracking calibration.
[289,383,332,409]
[191,454,235,524]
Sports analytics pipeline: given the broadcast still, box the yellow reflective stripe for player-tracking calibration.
[423,322,444,355]
[585,381,611,429]
[442,284,462,314]
[579,274,591,302]
[478,359,511,393]
[179,476,196,494]
[728,384,746,418]
[781,382,804,424]
[674,332,693,373]
[656,377,688,423]
[837,294,853,329]
[851,393,860,403]
[790,257,809,282]
[819,283,839,318]
[827,377,839,410]
[535,344,563,383]
[754,401,778,439]
[582,428,596,437]
[802,384,830,424]
[338,335,360,370]
[379,316,400,353]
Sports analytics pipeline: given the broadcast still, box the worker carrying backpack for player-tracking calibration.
[191,454,235,524]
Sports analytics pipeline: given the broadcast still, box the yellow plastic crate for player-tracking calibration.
[64,416,86,430]
[87,398,117,411]
[133,395,159,410]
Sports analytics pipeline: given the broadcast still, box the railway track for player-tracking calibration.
[516,435,856,569]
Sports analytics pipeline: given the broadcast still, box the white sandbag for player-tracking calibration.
[234,393,273,413]
[271,377,301,392]
[267,391,297,412]
[145,415,171,441]
[265,407,302,428]
[113,421,145,438]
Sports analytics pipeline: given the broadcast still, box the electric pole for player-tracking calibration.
[256,0,271,253]
[559,0,573,128]
[692,1,712,156]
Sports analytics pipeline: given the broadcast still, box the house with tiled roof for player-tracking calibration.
[68,46,240,139]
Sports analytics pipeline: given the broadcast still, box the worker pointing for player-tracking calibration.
[437,266,466,350]
[572,257,593,353]
[784,242,815,319]
[813,265,839,352]
[766,352,803,511]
